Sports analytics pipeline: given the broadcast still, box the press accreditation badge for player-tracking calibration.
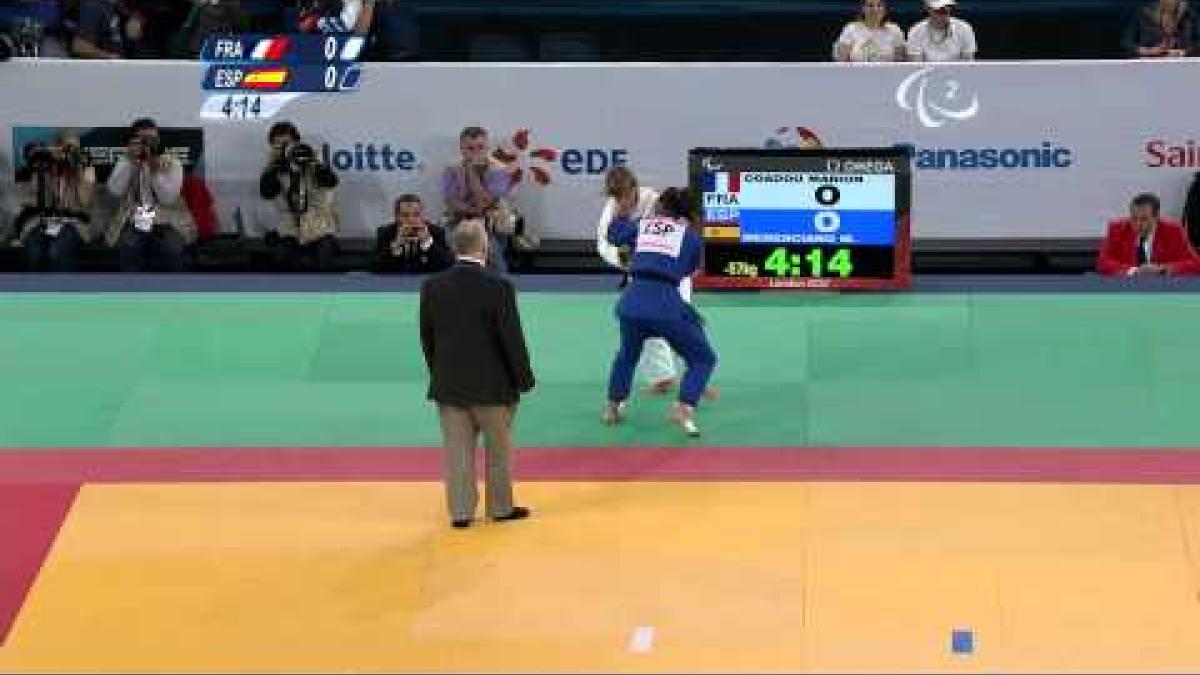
[636,216,685,259]
[133,205,157,233]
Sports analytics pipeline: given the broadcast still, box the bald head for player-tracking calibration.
[453,218,488,258]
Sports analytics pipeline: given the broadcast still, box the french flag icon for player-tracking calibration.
[251,37,290,61]
[708,171,740,193]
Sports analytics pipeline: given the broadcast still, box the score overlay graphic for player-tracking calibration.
[199,34,365,121]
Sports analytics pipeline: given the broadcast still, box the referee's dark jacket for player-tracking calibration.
[419,258,535,406]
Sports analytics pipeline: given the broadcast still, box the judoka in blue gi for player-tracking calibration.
[601,187,718,436]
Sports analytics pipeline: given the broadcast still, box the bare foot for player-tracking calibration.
[671,402,700,437]
[601,401,626,425]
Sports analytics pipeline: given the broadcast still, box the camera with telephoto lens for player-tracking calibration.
[283,142,317,169]
[139,136,164,159]
[400,222,426,245]
[23,142,55,172]
[62,145,89,169]
[129,135,164,162]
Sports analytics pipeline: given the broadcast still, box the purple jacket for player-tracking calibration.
[441,162,512,218]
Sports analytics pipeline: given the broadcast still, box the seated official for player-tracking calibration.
[1097,192,1200,277]
[374,194,454,274]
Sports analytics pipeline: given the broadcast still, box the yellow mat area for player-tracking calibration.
[3,481,1200,673]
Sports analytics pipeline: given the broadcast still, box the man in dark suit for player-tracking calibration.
[419,218,535,528]
[1097,192,1200,277]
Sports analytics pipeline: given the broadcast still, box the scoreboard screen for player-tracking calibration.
[689,147,912,290]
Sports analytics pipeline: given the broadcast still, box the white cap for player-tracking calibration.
[928,0,957,8]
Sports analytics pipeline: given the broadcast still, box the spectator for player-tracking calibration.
[296,0,375,34]
[240,0,285,33]
[129,0,188,58]
[258,121,340,271]
[105,118,195,272]
[833,0,906,62]
[1097,192,1200,277]
[167,0,246,58]
[1124,0,1198,58]
[10,129,95,272]
[442,126,516,272]
[370,1,418,60]
[374,194,454,274]
[907,0,976,62]
[72,0,148,58]
[0,1,71,57]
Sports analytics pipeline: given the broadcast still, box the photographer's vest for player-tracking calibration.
[273,171,338,244]
[106,156,197,247]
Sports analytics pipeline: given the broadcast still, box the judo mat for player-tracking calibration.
[3,283,1200,672]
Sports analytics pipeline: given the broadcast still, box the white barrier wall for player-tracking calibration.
[1,59,1198,240]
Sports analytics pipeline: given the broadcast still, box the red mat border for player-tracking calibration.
[4,447,1200,484]
[0,484,79,648]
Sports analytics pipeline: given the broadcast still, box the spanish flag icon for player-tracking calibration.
[242,68,290,90]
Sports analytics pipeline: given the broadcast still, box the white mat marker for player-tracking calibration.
[628,626,656,653]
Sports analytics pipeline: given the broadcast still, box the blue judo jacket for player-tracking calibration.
[607,214,703,321]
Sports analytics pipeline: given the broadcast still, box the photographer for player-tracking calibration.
[106,118,195,272]
[374,194,453,274]
[259,121,340,272]
[10,130,96,272]
[441,126,516,272]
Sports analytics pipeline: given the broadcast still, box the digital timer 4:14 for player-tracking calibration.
[764,246,854,278]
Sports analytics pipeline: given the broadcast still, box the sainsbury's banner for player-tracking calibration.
[0,59,1197,241]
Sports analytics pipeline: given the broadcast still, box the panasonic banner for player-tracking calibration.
[1,59,1198,241]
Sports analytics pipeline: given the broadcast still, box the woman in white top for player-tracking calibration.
[596,166,679,394]
[833,0,906,62]
[906,0,977,61]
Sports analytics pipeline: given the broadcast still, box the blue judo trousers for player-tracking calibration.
[605,213,717,407]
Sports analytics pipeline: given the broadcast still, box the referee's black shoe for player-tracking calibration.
[492,506,531,522]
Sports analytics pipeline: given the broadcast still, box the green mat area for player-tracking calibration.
[0,292,1196,448]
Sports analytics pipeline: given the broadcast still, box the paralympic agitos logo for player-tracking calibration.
[895,66,979,129]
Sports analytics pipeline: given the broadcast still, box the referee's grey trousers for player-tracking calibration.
[436,404,517,521]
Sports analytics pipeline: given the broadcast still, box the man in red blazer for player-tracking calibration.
[1097,192,1200,276]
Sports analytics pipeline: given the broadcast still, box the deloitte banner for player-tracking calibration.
[0,59,1197,241]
